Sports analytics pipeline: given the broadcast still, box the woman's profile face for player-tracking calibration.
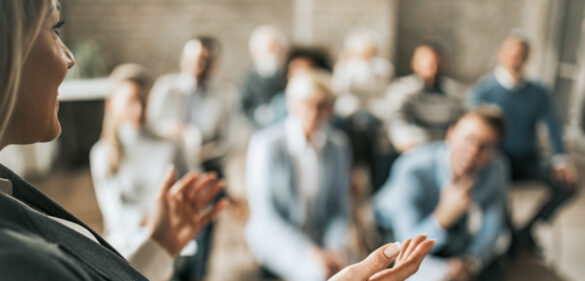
[109,81,148,128]
[8,1,75,145]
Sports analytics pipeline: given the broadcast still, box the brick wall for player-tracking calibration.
[61,0,397,85]
[395,0,554,84]
[62,0,553,86]
[62,0,295,84]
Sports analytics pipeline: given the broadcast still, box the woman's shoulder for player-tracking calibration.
[0,226,88,280]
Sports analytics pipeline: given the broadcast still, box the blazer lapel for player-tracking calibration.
[0,165,146,281]
[22,202,147,281]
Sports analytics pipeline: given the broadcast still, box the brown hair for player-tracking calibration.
[100,64,153,175]
[458,105,507,140]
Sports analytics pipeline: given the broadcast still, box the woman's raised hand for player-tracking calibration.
[329,235,435,281]
[148,166,228,256]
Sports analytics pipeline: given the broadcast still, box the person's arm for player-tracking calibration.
[374,159,449,252]
[240,74,259,120]
[323,139,352,251]
[539,89,579,186]
[147,77,184,138]
[465,159,509,271]
[245,134,325,281]
[466,79,490,108]
[389,95,429,152]
[541,88,566,156]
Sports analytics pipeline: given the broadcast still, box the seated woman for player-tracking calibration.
[90,64,189,255]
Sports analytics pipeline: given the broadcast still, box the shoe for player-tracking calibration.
[511,229,544,258]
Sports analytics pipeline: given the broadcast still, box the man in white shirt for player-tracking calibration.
[246,70,351,281]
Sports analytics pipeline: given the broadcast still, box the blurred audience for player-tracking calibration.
[381,43,466,153]
[148,36,230,173]
[374,107,509,281]
[246,70,351,281]
[332,28,394,117]
[469,34,578,253]
[240,25,288,128]
[90,64,189,255]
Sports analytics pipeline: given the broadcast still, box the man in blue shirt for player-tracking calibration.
[469,35,578,252]
[374,107,509,281]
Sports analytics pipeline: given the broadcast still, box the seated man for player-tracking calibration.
[382,43,466,153]
[374,107,509,281]
[469,34,578,251]
[148,35,230,172]
[240,25,288,128]
[246,70,351,281]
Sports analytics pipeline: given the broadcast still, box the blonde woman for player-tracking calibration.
[0,0,433,280]
[90,64,190,256]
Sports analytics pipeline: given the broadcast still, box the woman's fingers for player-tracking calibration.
[398,238,412,260]
[187,172,217,201]
[354,243,401,278]
[197,180,225,208]
[190,198,229,235]
[370,239,436,281]
[403,234,427,258]
[157,165,176,200]
[169,172,199,200]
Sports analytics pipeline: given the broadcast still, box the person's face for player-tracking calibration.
[412,46,440,82]
[181,40,213,81]
[446,114,499,177]
[108,81,147,128]
[287,57,314,80]
[7,1,75,145]
[290,94,332,138]
[498,39,529,72]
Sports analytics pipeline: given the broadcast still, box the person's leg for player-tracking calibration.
[475,257,506,281]
[520,160,577,232]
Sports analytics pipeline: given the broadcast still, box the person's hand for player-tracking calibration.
[434,175,474,228]
[328,234,435,281]
[313,248,348,278]
[148,166,228,257]
[444,258,472,281]
[552,162,578,188]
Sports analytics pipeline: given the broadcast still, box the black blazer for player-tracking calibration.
[0,164,147,281]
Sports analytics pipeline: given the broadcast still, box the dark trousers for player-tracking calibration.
[508,154,577,230]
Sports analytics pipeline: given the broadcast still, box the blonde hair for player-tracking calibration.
[100,63,152,175]
[0,0,52,143]
[286,69,334,104]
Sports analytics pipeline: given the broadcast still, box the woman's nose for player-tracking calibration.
[62,41,76,69]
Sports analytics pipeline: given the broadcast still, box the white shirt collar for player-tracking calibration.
[0,177,12,195]
[494,66,525,90]
[284,116,327,154]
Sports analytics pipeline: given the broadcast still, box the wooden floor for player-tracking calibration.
[31,159,585,281]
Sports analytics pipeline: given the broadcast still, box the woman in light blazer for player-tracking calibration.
[0,1,433,280]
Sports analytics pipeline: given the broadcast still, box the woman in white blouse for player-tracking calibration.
[0,0,434,280]
[90,64,191,255]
